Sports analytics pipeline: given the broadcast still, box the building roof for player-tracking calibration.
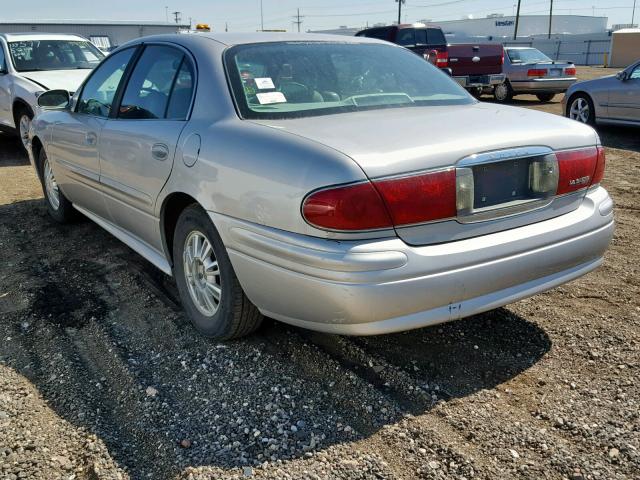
[0,32,89,41]
[0,19,189,27]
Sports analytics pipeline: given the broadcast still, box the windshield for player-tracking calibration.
[226,42,473,120]
[507,48,551,64]
[8,40,104,72]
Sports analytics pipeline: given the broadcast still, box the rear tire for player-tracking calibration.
[173,205,262,340]
[536,93,556,102]
[566,93,595,125]
[493,81,513,103]
[38,148,77,223]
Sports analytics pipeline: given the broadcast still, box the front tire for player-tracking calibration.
[536,93,556,102]
[38,148,76,223]
[15,106,33,153]
[173,205,262,340]
[493,81,513,103]
[566,93,595,125]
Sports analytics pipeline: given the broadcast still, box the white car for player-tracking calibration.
[0,33,104,150]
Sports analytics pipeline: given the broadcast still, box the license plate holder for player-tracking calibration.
[549,68,561,77]
[473,159,531,210]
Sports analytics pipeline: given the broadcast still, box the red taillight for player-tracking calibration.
[374,169,457,225]
[565,66,576,76]
[592,146,606,185]
[527,68,548,77]
[302,169,457,231]
[556,147,600,195]
[302,182,393,231]
[436,51,449,68]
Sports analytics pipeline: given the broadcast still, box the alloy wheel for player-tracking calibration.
[43,159,61,210]
[569,97,590,123]
[19,114,31,148]
[183,230,222,316]
[494,83,509,102]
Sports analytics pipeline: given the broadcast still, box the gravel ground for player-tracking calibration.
[0,67,638,480]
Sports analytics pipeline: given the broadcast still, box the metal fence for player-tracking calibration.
[502,38,611,66]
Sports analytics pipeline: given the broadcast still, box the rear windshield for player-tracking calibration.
[507,48,551,64]
[8,40,104,72]
[397,28,447,46]
[225,42,472,120]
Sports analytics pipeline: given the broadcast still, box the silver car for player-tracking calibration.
[494,47,577,103]
[564,59,640,126]
[29,33,614,340]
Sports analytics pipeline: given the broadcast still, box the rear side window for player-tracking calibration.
[166,59,195,120]
[77,48,135,117]
[427,28,446,45]
[397,29,415,46]
[0,45,5,71]
[119,45,193,120]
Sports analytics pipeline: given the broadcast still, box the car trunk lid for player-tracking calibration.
[252,103,599,245]
[447,43,504,76]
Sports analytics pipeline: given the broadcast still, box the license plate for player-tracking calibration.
[473,160,531,209]
[549,68,561,77]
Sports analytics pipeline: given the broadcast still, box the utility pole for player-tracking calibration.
[225,22,229,32]
[292,8,304,32]
[633,0,637,26]
[548,0,554,39]
[260,0,264,31]
[165,6,169,23]
[396,0,405,25]
[172,11,181,24]
[513,0,522,39]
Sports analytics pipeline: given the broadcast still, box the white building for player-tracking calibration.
[438,15,608,40]
[312,15,609,40]
[0,20,189,50]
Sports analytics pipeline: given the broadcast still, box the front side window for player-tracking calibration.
[119,45,191,120]
[0,45,5,72]
[8,40,103,72]
[507,48,551,64]
[77,48,135,117]
[226,42,472,120]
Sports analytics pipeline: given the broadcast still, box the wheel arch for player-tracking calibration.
[160,191,202,267]
[12,98,34,126]
[31,135,45,177]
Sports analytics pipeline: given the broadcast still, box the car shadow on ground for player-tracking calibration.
[0,197,553,478]
[0,133,28,167]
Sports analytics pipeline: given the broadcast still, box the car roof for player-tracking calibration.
[187,32,384,46]
[0,32,88,42]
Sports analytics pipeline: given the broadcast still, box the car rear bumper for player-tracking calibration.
[454,73,506,88]
[211,186,613,335]
[510,77,577,93]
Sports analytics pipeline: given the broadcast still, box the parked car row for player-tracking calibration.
[26,32,615,340]
[356,23,580,103]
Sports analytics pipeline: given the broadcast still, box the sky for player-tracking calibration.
[2,0,637,31]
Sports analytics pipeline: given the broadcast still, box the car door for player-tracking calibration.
[607,63,640,122]
[98,44,195,250]
[47,47,137,219]
[0,41,13,129]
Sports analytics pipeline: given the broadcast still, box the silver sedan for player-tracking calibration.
[29,33,613,339]
[564,59,640,126]
[494,47,577,103]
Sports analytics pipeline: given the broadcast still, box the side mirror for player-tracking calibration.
[0,64,6,75]
[616,71,627,81]
[37,89,70,109]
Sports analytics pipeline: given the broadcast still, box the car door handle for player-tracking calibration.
[151,143,169,161]
[85,131,97,146]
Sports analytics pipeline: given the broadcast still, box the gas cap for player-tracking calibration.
[181,133,201,167]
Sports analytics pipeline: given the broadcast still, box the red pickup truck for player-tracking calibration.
[356,24,505,95]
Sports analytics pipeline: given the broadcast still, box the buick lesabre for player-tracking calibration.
[29,33,614,339]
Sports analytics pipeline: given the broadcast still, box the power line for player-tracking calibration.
[292,8,304,32]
